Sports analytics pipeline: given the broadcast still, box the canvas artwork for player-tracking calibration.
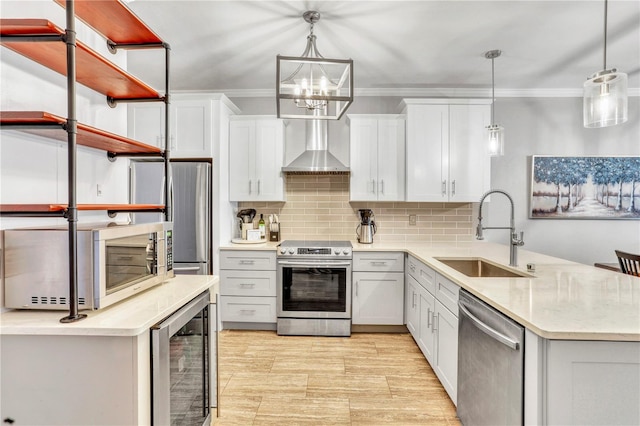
[530,156,640,219]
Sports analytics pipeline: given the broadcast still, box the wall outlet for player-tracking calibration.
[409,214,416,226]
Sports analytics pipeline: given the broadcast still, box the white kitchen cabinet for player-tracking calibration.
[417,283,436,363]
[128,94,237,158]
[402,99,491,202]
[433,299,458,405]
[219,249,277,328]
[406,254,460,404]
[229,116,285,202]
[352,252,405,325]
[352,271,405,325]
[348,115,405,201]
[405,275,419,335]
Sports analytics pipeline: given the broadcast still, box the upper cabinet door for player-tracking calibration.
[229,119,255,201]
[229,117,285,202]
[448,104,491,202]
[349,117,379,201]
[349,115,405,202]
[127,104,165,148]
[170,99,212,158]
[406,104,448,201]
[376,117,405,202]
[253,118,284,201]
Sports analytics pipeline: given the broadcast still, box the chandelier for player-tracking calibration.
[583,0,628,128]
[276,11,353,120]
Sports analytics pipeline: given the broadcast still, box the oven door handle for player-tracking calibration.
[278,260,352,267]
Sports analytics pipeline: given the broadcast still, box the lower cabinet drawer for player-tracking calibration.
[220,270,276,297]
[220,296,276,323]
[353,252,404,272]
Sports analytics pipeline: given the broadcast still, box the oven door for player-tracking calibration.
[277,259,352,319]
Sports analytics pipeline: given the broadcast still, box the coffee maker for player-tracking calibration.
[356,209,377,244]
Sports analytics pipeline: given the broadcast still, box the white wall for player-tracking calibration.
[485,96,640,265]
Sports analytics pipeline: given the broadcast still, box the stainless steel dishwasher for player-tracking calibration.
[457,289,525,426]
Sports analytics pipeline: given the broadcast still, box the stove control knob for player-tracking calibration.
[288,248,295,255]
[334,249,340,255]
[343,249,350,255]
[279,248,287,255]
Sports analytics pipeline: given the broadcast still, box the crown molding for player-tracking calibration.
[205,87,640,98]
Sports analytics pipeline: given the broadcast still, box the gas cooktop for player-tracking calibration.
[278,240,352,258]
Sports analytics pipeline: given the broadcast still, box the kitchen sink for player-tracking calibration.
[434,257,531,278]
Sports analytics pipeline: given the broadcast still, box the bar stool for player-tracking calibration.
[615,250,640,276]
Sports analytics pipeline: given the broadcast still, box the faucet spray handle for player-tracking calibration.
[476,222,484,240]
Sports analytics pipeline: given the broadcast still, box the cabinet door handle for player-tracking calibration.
[451,180,456,196]
[371,261,387,266]
[371,179,376,194]
[239,309,256,315]
[355,281,359,297]
[170,135,175,150]
[410,264,416,273]
[239,260,255,265]
[257,179,261,195]
[249,180,252,194]
[427,307,432,329]
[432,313,438,333]
[378,179,385,195]
[412,292,416,308]
[441,180,447,196]
[239,283,256,288]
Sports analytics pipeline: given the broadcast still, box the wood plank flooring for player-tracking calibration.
[214,330,461,425]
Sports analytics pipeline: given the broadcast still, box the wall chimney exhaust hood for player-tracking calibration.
[282,119,349,174]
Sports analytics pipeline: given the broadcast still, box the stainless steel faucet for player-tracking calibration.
[476,189,525,266]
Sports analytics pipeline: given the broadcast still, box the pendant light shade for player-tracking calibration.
[583,0,628,128]
[485,50,504,156]
[276,11,353,120]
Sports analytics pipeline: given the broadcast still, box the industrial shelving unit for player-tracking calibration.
[0,0,171,322]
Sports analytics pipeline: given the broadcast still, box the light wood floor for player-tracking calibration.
[214,330,462,425]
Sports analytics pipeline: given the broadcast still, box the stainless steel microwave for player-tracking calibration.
[2,222,174,310]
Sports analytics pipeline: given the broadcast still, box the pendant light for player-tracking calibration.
[276,11,353,120]
[583,0,628,128]
[485,50,504,156]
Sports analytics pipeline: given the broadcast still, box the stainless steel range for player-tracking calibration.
[276,240,352,336]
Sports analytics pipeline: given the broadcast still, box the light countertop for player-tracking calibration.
[221,240,640,341]
[0,275,218,337]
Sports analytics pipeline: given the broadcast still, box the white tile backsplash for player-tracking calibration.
[238,175,473,242]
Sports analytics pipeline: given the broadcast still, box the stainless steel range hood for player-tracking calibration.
[282,119,349,174]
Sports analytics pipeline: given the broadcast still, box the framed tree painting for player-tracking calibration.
[530,155,640,219]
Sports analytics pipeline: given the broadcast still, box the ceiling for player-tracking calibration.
[126,0,640,97]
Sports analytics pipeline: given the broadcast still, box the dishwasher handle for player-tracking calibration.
[458,300,520,350]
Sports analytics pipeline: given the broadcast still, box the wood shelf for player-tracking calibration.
[0,19,161,100]
[53,0,164,45]
[0,111,163,155]
[0,203,165,214]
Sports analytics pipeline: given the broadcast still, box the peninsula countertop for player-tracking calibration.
[0,275,219,337]
[221,240,640,341]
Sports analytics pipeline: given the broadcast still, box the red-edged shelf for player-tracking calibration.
[53,0,164,45]
[0,203,165,214]
[0,111,163,155]
[0,19,161,100]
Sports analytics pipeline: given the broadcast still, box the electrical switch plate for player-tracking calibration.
[409,214,416,226]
